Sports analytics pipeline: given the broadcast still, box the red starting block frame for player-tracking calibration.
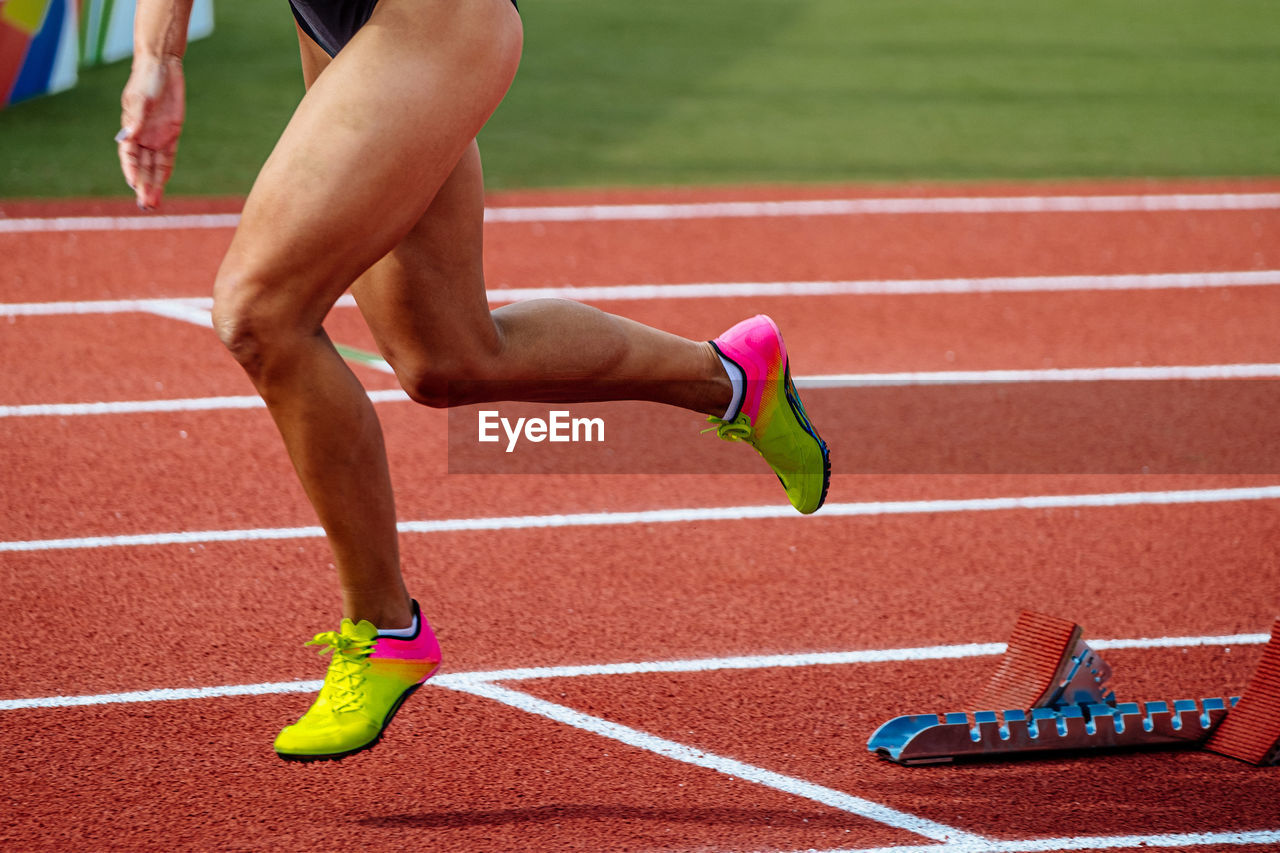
[1205,619,1280,765]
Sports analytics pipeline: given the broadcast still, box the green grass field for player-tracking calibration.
[1,0,1277,198]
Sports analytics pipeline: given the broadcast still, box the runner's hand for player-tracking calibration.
[118,56,185,211]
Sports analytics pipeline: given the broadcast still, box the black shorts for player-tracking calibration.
[290,0,517,58]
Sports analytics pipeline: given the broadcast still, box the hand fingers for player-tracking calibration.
[137,146,156,208]
[117,134,157,211]
[117,134,142,202]
[128,141,177,211]
[115,59,180,211]
[150,149,175,207]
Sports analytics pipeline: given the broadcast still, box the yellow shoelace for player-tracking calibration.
[306,630,375,713]
[703,414,754,442]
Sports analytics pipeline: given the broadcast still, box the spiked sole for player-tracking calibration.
[781,363,831,513]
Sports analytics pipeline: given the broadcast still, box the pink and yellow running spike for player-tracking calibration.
[707,314,830,514]
[274,601,441,762]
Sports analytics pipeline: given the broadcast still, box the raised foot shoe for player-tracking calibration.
[707,314,831,514]
[274,600,441,762]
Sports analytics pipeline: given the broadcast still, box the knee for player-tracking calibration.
[211,265,299,376]
[211,268,262,370]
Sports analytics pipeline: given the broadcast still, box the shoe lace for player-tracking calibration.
[703,414,754,442]
[306,630,376,713]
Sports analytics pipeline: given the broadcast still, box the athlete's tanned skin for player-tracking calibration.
[119,0,732,632]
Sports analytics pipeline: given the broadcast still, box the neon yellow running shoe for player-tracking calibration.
[274,601,441,762]
[707,314,830,514]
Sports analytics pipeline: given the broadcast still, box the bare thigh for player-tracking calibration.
[349,139,504,396]
[213,0,522,340]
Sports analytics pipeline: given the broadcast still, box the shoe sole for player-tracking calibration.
[275,668,436,763]
[782,362,831,513]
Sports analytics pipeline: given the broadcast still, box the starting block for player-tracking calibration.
[867,611,1268,765]
[974,610,1114,711]
[1204,619,1280,765]
[869,697,1237,765]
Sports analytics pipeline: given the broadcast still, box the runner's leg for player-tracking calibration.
[351,142,731,413]
[211,0,523,628]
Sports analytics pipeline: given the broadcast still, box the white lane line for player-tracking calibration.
[3,625,1264,851]
[5,270,1280,319]
[787,829,1280,853]
[2,395,267,417]
[0,388,410,418]
[0,213,242,233]
[440,679,983,844]
[481,192,1280,222]
[2,630,1264,710]
[1090,633,1273,651]
[435,633,1269,685]
[1,296,213,316]
[0,680,326,710]
[133,300,401,377]
[139,299,215,328]
[802,363,1280,386]
[6,363,1278,418]
[438,645,1008,687]
[479,271,1280,303]
[5,485,1280,554]
[3,192,1279,234]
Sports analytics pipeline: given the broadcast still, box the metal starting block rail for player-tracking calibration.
[867,610,1280,766]
[868,697,1238,765]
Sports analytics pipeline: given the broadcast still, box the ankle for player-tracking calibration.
[342,592,414,632]
[707,341,740,418]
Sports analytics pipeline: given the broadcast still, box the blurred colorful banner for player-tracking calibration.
[1,0,213,108]
[79,0,214,67]
[1,0,78,106]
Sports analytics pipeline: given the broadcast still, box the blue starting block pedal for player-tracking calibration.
[868,697,1238,765]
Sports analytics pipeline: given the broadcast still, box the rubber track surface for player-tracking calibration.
[3,179,1279,852]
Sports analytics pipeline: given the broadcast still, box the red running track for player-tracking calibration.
[2,179,1279,852]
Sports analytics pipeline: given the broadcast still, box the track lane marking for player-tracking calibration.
[0,388,410,417]
[5,631,1264,843]
[139,299,215,327]
[1,632,1266,845]
[5,270,1280,320]
[5,363,1279,418]
[3,191,1279,234]
[485,192,1280,220]
[440,679,983,844]
[785,829,1280,853]
[3,630,1266,711]
[802,363,1280,386]
[9,189,1274,849]
[5,485,1280,553]
[0,390,408,417]
[433,632,1272,684]
[424,271,1280,302]
[2,296,214,316]
[3,285,1279,421]
[0,213,242,233]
